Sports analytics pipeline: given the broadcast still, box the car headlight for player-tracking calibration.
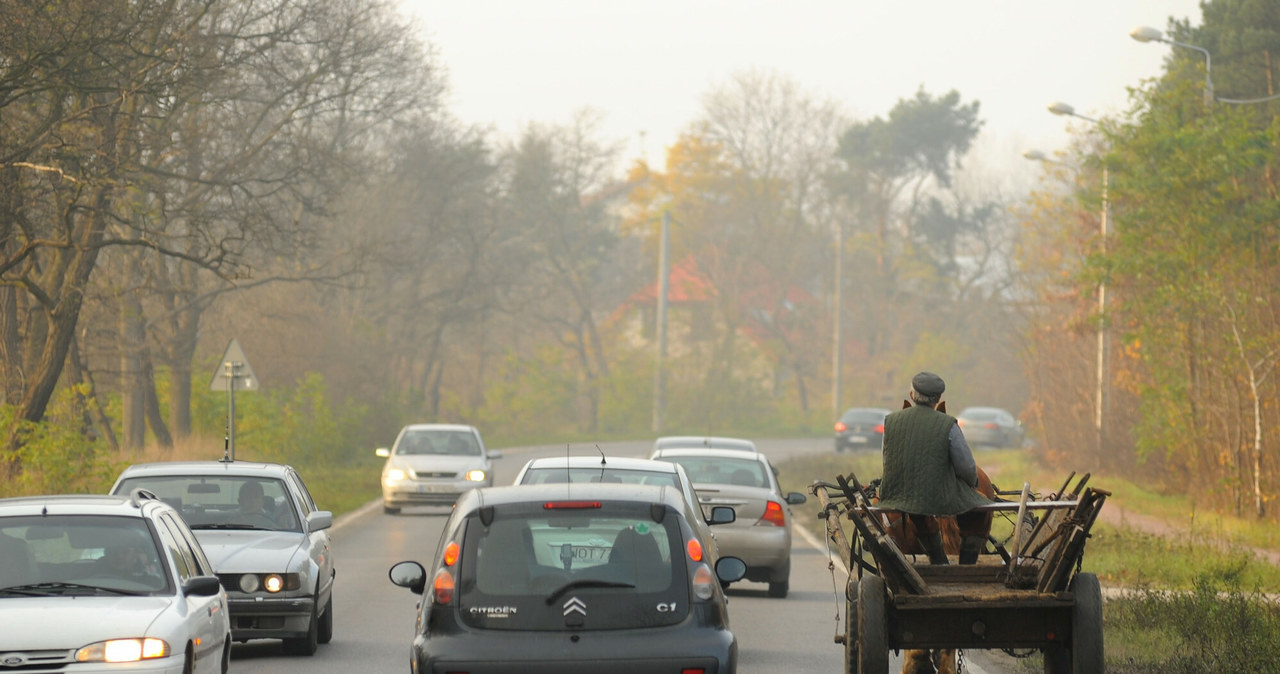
[387,468,407,481]
[237,573,300,594]
[76,638,169,663]
[465,469,486,482]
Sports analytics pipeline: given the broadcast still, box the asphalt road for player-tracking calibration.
[227,438,1016,673]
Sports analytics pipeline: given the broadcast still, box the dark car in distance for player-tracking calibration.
[834,407,892,451]
[388,483,746,673]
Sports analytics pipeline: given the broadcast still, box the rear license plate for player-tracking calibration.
[849,435,868,443]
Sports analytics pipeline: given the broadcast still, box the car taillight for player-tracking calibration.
[682,668,707,674]
[443,541,460,566]
[757,500,786,527]
[834,421,847,432]
[432,568,455,605]
[873,423,884,433]
[686,538,703,562]
[691,563,715,601]
[985,422,997,429]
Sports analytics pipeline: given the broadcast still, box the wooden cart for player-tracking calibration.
[810,471,1110,674]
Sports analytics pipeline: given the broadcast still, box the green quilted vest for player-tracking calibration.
[877,404,990,516]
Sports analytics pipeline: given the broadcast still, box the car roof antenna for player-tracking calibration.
[565,443,571,499]
[595,444,607,482]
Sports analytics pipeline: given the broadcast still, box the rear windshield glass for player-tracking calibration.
[395,430,480,456]
[0,515,172,596]
[114,476,300,533]
[664,456,766,488]
[841,409,888,423]
[458,501,689,631]
[961,410,1000,422]
[520,467,679,489]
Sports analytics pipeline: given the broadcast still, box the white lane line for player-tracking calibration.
[793,522,848,577]
[333,498,382,532]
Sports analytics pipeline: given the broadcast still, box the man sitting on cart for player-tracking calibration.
[877,371,991,565]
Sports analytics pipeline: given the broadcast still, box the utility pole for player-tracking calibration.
[832,221,844,418]
[653,210,670,433]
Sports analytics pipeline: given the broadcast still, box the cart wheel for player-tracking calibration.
[855,575,888,674]
[843,582,858,673]
[1070,573,1104,673]
[1042,572,1104,674]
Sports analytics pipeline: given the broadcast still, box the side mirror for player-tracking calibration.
[389,560,427,595]
[785,492,807,505]
[714,556,747,584]
[306,511,333,532]
[487,449,504,460]
[708,505,736,525]
[183,575,223,597]
[375,447,391,458]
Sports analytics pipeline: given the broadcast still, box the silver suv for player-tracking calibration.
[0,491,231,672]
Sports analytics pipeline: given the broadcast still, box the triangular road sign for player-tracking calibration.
[209,338,258,391]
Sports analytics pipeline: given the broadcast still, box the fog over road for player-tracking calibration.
[228,438,1012,673]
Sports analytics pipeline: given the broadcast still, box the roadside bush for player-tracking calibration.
[1106,576,1280,672]
[0,386,123,498]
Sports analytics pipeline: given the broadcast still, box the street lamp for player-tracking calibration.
[1131,25,1280,105]
[1029,104,1110,456]
[1129,26,1214,105]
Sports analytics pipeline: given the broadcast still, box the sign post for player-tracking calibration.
[208,339,257,461]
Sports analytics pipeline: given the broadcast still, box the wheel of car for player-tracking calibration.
[317,596,334,645]
[181,646,194,674]
[768,580,788,598]
[384,505,401,515]
[220,641,231,674]
[281,601,319,656]
[855,575,888,674]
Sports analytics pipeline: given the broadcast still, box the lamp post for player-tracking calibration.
[1029,103,1110,457]
[653,210,670,434]
[1129,26,1214,106]
[1131,25,1280,105]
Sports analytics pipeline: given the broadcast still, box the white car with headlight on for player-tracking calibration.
[0,491,231,673]
[110,460,335,656]
[376,424,502,514]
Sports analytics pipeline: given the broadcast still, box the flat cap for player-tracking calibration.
[911,371,946,397]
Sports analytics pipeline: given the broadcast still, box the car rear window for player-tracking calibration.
[841,410,887,423]
[457,501,690,631]
[665,456,766,488]
[520,467,680,489]
[961,410,1000,422]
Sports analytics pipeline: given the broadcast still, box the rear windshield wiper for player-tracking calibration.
[189,523,269,530]
[0,582,144,597]
[545,579,635,604]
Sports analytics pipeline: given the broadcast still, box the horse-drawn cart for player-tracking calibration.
[810,471,1110,674]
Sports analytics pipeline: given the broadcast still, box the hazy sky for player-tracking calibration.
[397,1,1205,180]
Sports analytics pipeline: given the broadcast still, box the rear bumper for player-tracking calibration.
[413,620,736,674]
[711,526,791,579]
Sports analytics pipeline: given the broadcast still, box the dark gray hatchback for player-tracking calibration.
[388,483,746,674]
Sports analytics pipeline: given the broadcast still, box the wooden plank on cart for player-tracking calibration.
[847,500,930,595]
[1037,487,1110,593]
[811,481,854,571]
